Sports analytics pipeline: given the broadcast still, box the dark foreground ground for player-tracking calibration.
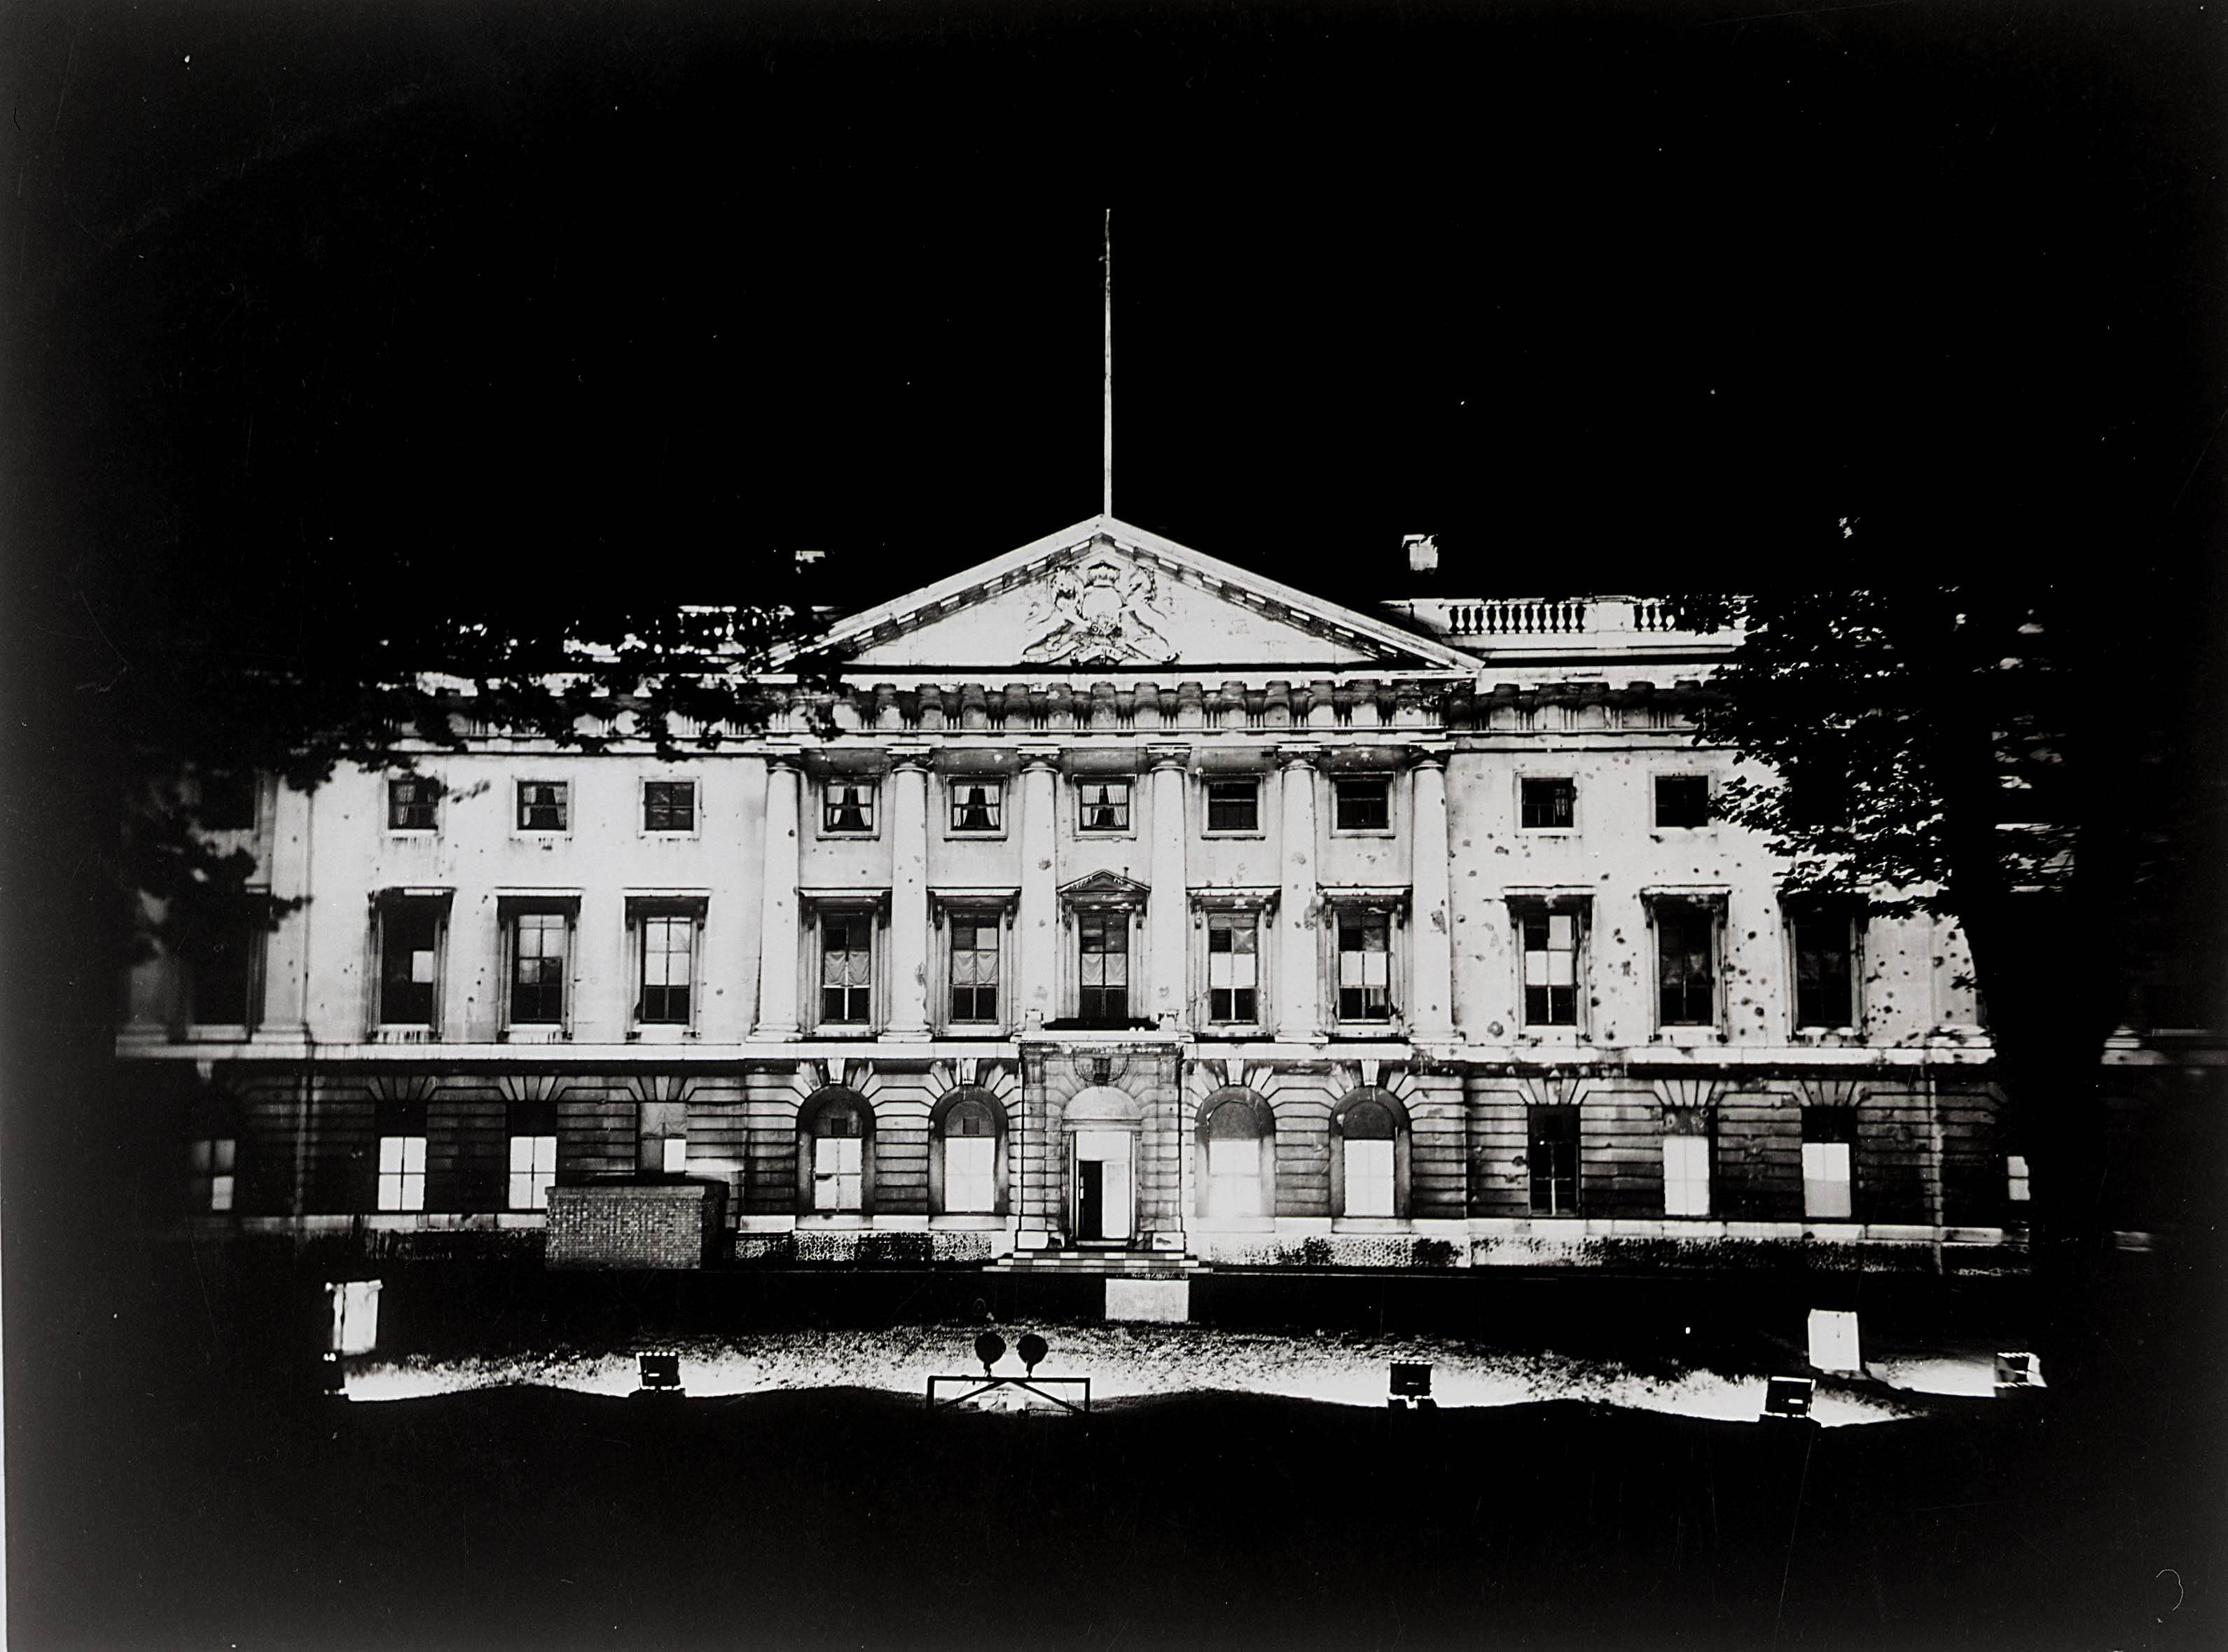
[13,1366,2222,1651]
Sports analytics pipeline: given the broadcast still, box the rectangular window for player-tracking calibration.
[516,780,569,832]
[377,1135,427,1212]
[378,902,443,1026]
[1207,1137,1265,1218]
[1077,779,1131,833]
[1802,1108,1855,1219]
[1520,777,1576,831]
[948,779,1004,833]
[638,914,696,1025]
[822,780,876,834]
[508,1133,558,1212]
[1792,911,1855,1029]
[1656,905,1717,1026]
[387,777,438,831]
[188,1137,237,1212]
[1528,1109,1579,1215]
[1205,778,1260,833]
[1333,777,1391,833]
[1662,1134,1711,1216]
[819,912,874,1026]
[1077,912,1130,1022]
[1336,910,1392,1022]
[1343,1139,1395,1217]
[1521,910,1579,1027]
[1206,912,1260,1025]
[946,1133,997,1214]
[644,780,696,833]
[508,911,568,1025]
[1654,775,1711,828]
[188,922,259,1027]
[196,770,258,831]
[2006,1153,2030,1205]
[813,1135,864,1212]
[948,916,999,1023]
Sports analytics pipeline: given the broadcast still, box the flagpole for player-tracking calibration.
[1102,208,1113,519]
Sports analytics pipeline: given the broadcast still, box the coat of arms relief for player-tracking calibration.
[1020,550,1178,666]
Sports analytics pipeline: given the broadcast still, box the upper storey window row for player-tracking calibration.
[386,777,703,835]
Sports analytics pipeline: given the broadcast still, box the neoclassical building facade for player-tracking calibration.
[122,516,2030,1307]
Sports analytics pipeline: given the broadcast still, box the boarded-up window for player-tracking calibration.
[943,1097,998,1214]
[378,1135,427,1212]
[1662,1134,1711,1217]
[1203,1098,1271,1219]
[508,1133,558,1212]
[1802,1107,1856,1219]
[1341,1098,1397,1216]
[815,1134,864,1212]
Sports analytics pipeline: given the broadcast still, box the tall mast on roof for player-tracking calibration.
[1102,208,1113,520]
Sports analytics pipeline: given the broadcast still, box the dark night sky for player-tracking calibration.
[6,0,2224,633]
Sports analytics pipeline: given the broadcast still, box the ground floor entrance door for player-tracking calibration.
[1072,1130,1134,1244]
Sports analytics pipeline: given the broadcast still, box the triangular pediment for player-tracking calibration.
[1058,870,1152,905]
[797,515,1474,675]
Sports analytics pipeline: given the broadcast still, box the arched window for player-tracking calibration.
[931,1089,1006,1215]
[797,1089,876,1215]
[1197,1090,1275,1221]
[1331,1088,1411,1219]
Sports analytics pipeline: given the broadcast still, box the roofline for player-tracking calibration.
[781,513,1484,674]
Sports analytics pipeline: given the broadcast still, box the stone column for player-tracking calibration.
[1147,746,1190,1029]
[1017,747,1060,1029]
[1408,747,1456,1041]
[885,747,932,1041]
[754,753,803,1040]
[1275,746,1322,1041]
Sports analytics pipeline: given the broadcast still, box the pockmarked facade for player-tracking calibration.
[123,517,2037,1309]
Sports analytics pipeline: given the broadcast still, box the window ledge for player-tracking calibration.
[371,1026,439,1044]
[502,1026,569,1044]
[630,1025,696,1044]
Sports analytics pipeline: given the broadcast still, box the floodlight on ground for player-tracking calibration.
[975,1331,1007,1374]
[1018,1333,1049,1374]
[1762,1375,1815,1420]
[1995,1352,2043,1389]
[637,1352,682,1393]
[1390,1361,1433,1398]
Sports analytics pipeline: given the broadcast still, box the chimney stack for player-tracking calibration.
[1403,533,1439,576]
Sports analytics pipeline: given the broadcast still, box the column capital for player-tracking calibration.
[1275,743,1326,771]
[1016,743,1063,774]
[1146,743,1191,772]
[886,743,934,773]
[763,745,808,772]
[1406,742,1450,772]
